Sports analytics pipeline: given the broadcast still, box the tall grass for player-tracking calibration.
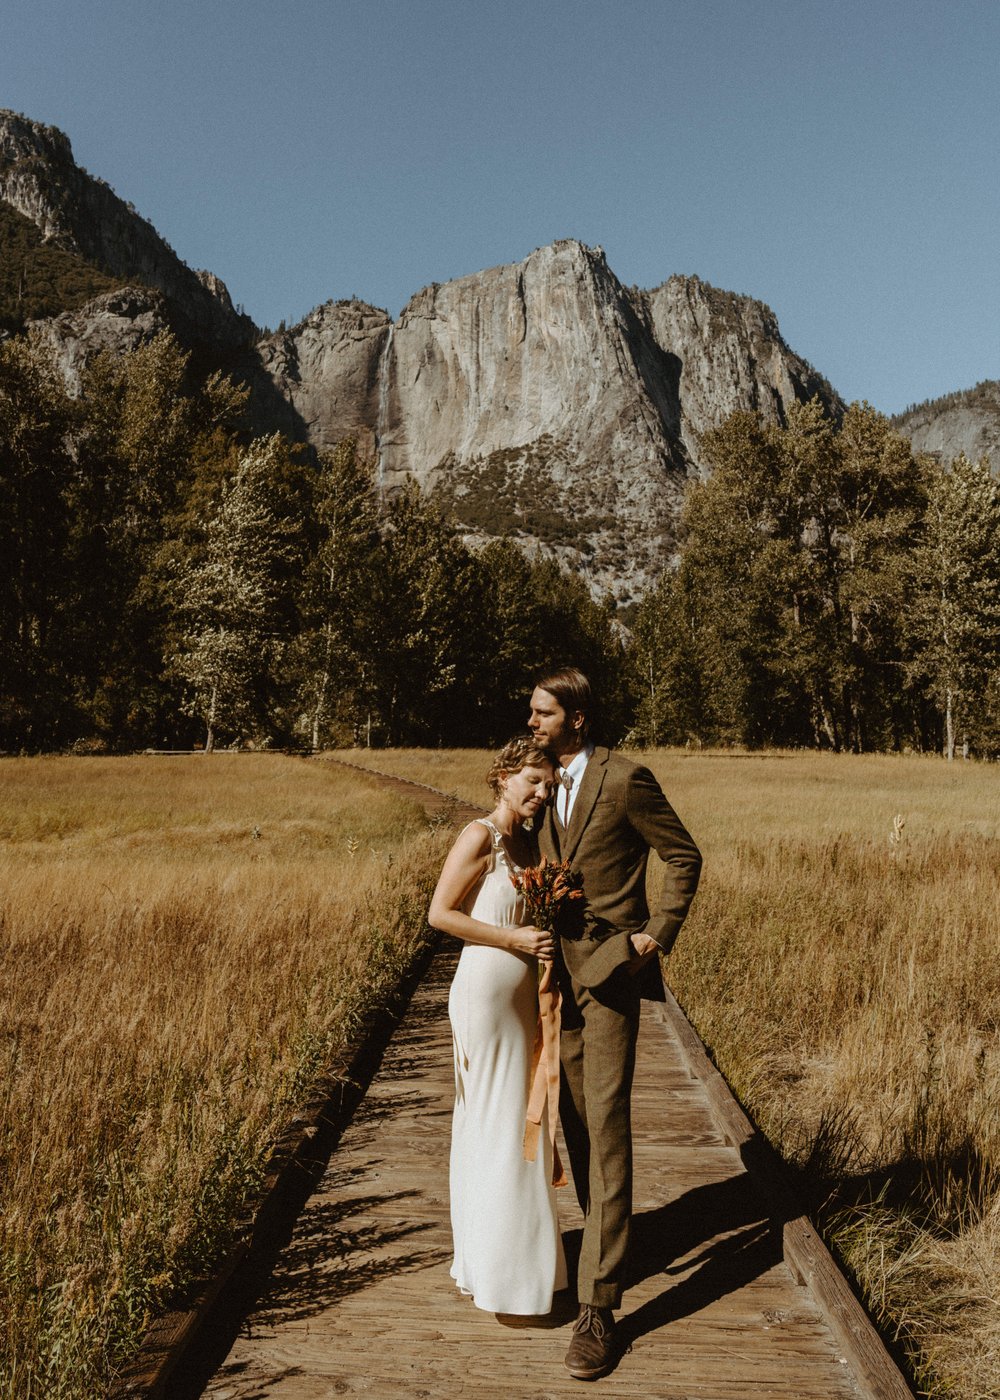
[0,756,446,1398]
[653,752,1000,1399]
[356,746,1000,1399]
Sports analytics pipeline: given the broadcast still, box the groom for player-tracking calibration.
[528,666,701,1380]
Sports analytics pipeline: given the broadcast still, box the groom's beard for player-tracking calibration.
[532,718,582,760]
[555,733,585,763]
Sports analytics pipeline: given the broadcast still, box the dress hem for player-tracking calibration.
[450,1266,567,1318]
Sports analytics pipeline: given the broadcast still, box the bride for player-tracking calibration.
[428,735,568,1315]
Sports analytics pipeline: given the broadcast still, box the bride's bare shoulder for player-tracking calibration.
[435,820,494,887]
[453,819,495,857]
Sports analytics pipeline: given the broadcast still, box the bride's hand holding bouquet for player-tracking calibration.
[511,856,585,960]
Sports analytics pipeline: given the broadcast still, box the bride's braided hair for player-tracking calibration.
[486,734,556,800]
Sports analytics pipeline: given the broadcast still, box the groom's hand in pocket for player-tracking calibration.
[626,931,660,974]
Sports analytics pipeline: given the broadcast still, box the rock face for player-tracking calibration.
[893,381,1000,472]
[379,242,683,484]
[245,300,392,454]
[0,109,255,352]
[374,242,690,597]
[1,108,847,597]
[639,275,835,464]
[264,242,839,597]
[29,287,174,394]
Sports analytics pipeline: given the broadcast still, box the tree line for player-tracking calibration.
[627,401,1000,757]
[0,331,623,751]
[2,330,998,757]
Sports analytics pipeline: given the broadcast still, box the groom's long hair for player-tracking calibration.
[533,666,594,738]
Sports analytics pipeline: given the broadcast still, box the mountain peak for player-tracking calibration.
[0,109,75,166]
[0,107,255,350]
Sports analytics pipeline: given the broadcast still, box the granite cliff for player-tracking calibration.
[250,242,838,595]
[0,109,254,352]
[243,299,392,454]
[892,380,1000,473]
[2,108,846,596]
[638,274,834,461]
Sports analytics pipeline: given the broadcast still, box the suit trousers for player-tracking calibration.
[558,962,641,1309]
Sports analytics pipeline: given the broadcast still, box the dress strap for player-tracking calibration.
[472,817,504,872]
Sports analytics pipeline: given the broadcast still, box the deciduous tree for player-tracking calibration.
[906,454,1000,758]
[169,435,309,750]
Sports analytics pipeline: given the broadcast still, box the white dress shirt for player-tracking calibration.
[557,742,595,828]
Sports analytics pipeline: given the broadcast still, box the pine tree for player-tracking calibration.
[802,401,924,751]
[680,409,813,745]
[0,335,74,747]
[643,400,926,751]
[69,332,248,744]
[626,569,706,747]
[290,440,381,749]
[363,485,486,746]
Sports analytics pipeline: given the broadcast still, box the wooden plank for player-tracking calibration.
[110,940,444,1399]
[782,1216,914,1400]
[654,988,913,1400]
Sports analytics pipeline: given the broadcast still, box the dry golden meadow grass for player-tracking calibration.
[5,746,998,1397]
[348,746,1000,1399]
[0,755,446,1399]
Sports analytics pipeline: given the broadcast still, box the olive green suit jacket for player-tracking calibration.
[539,746,702,998]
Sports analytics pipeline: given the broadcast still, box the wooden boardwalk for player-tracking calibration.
[202,950,885,1399]
[191,763,910,1399]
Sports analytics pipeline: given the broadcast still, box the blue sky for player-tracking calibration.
[3,0,998,414]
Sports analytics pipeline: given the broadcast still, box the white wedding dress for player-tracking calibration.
[448,818,567,1314]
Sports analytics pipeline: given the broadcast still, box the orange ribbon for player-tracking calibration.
[523,958,567,1187]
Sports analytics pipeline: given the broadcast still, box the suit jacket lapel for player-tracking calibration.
[539,799,562,860]
[562,746,609,864]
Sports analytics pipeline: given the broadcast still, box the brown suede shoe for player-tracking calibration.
[564,1304,617,1380]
